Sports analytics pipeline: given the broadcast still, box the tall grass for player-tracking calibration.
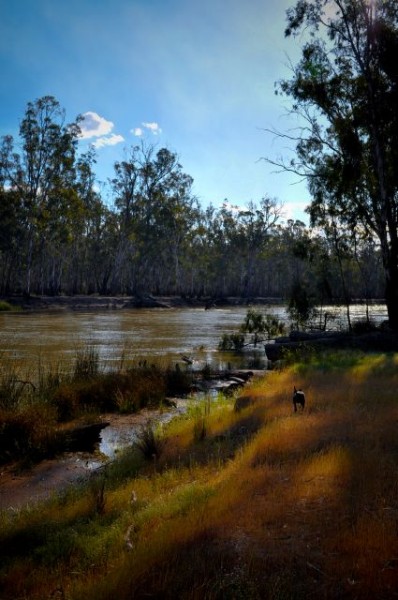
[0,351,192,465]
[2,349,398,599]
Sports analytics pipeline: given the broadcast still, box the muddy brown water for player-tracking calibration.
[0,307,255,372]
[0,304,388,372]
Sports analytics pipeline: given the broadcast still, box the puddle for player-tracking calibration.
[97,400,188,459]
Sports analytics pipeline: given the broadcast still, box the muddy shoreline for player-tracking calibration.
[2,294,284,311]
[0,402,188,512]
[0,371,262,512]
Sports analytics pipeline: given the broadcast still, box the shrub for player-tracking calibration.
[287,280,317,330]
[0,405,59,464]
[241,308,285,344]
[0,300,16,312]
[134,422,163,460]
[218,333,245,352]
[351,318,377,334]
[165,364,192,396]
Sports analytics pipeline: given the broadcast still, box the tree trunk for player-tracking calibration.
[385,260,398,331]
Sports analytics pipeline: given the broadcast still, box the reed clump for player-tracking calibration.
[0,352,192,465]
[1,349,398,599]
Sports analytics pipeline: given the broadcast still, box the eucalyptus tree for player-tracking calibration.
[0,96,82,294]
[111,143,197,294]
[210,198,282,296]
[269,0,398,330]
[0,189,24,292]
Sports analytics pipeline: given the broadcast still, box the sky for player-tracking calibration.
[0,0,310,222]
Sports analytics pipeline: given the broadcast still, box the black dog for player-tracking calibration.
[293,386,305,412]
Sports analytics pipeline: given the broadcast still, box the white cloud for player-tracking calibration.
[79,111,114,139]
[93,133,125,149]
[131,122,162,136]
[142,121,162,135]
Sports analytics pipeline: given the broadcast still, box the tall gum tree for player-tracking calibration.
[0,96,82,294]
[271,0,398,330]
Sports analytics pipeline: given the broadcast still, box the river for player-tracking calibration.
[0,303,388,374]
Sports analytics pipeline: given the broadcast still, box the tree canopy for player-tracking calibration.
[272,0,398,330]
[0,95,386,314]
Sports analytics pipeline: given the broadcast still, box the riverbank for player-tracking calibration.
[2,350,398,599]
[0,401,187,511]
[1,294,286,311]
[0,369,261,511]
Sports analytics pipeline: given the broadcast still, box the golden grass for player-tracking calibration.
[2,351,398,599]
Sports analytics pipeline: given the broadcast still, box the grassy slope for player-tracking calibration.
[1,351,398,599]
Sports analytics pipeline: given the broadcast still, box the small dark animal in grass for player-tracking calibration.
[293,387,305,412]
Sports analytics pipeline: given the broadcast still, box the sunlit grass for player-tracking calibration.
[2,350,398,598]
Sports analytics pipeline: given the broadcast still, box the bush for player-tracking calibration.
[218,333,245,352]
[351,318,377,334]
[165,364,192,395]
[0,300,16,312]
[0,405,59,464]
[287,280,316,329]
[134,422,163,460]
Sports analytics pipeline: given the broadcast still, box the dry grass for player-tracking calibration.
[1,351,398,599]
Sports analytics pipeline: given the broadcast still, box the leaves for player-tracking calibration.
[276,0,398,328]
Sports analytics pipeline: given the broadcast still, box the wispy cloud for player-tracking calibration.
[93,133,125,149]
[132,122,162,136]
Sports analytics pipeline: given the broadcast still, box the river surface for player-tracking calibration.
[0,303,389,373]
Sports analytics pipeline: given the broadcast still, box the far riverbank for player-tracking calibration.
[0,293,386,312]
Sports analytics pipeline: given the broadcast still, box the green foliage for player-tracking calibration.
[218,332,245,352]
[89,475,107,516]
[0,301,16,311]
[0,352,192,465]
[0,92,388,304]
[279,0,398,329]
[0,366,34,410]
[241,308,286,344]
[192,396,211,442]
[219,309,286,353]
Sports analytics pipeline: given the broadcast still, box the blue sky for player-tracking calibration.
[0,0,310,221]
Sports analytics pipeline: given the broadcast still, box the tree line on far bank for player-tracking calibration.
[0,96,385,308]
